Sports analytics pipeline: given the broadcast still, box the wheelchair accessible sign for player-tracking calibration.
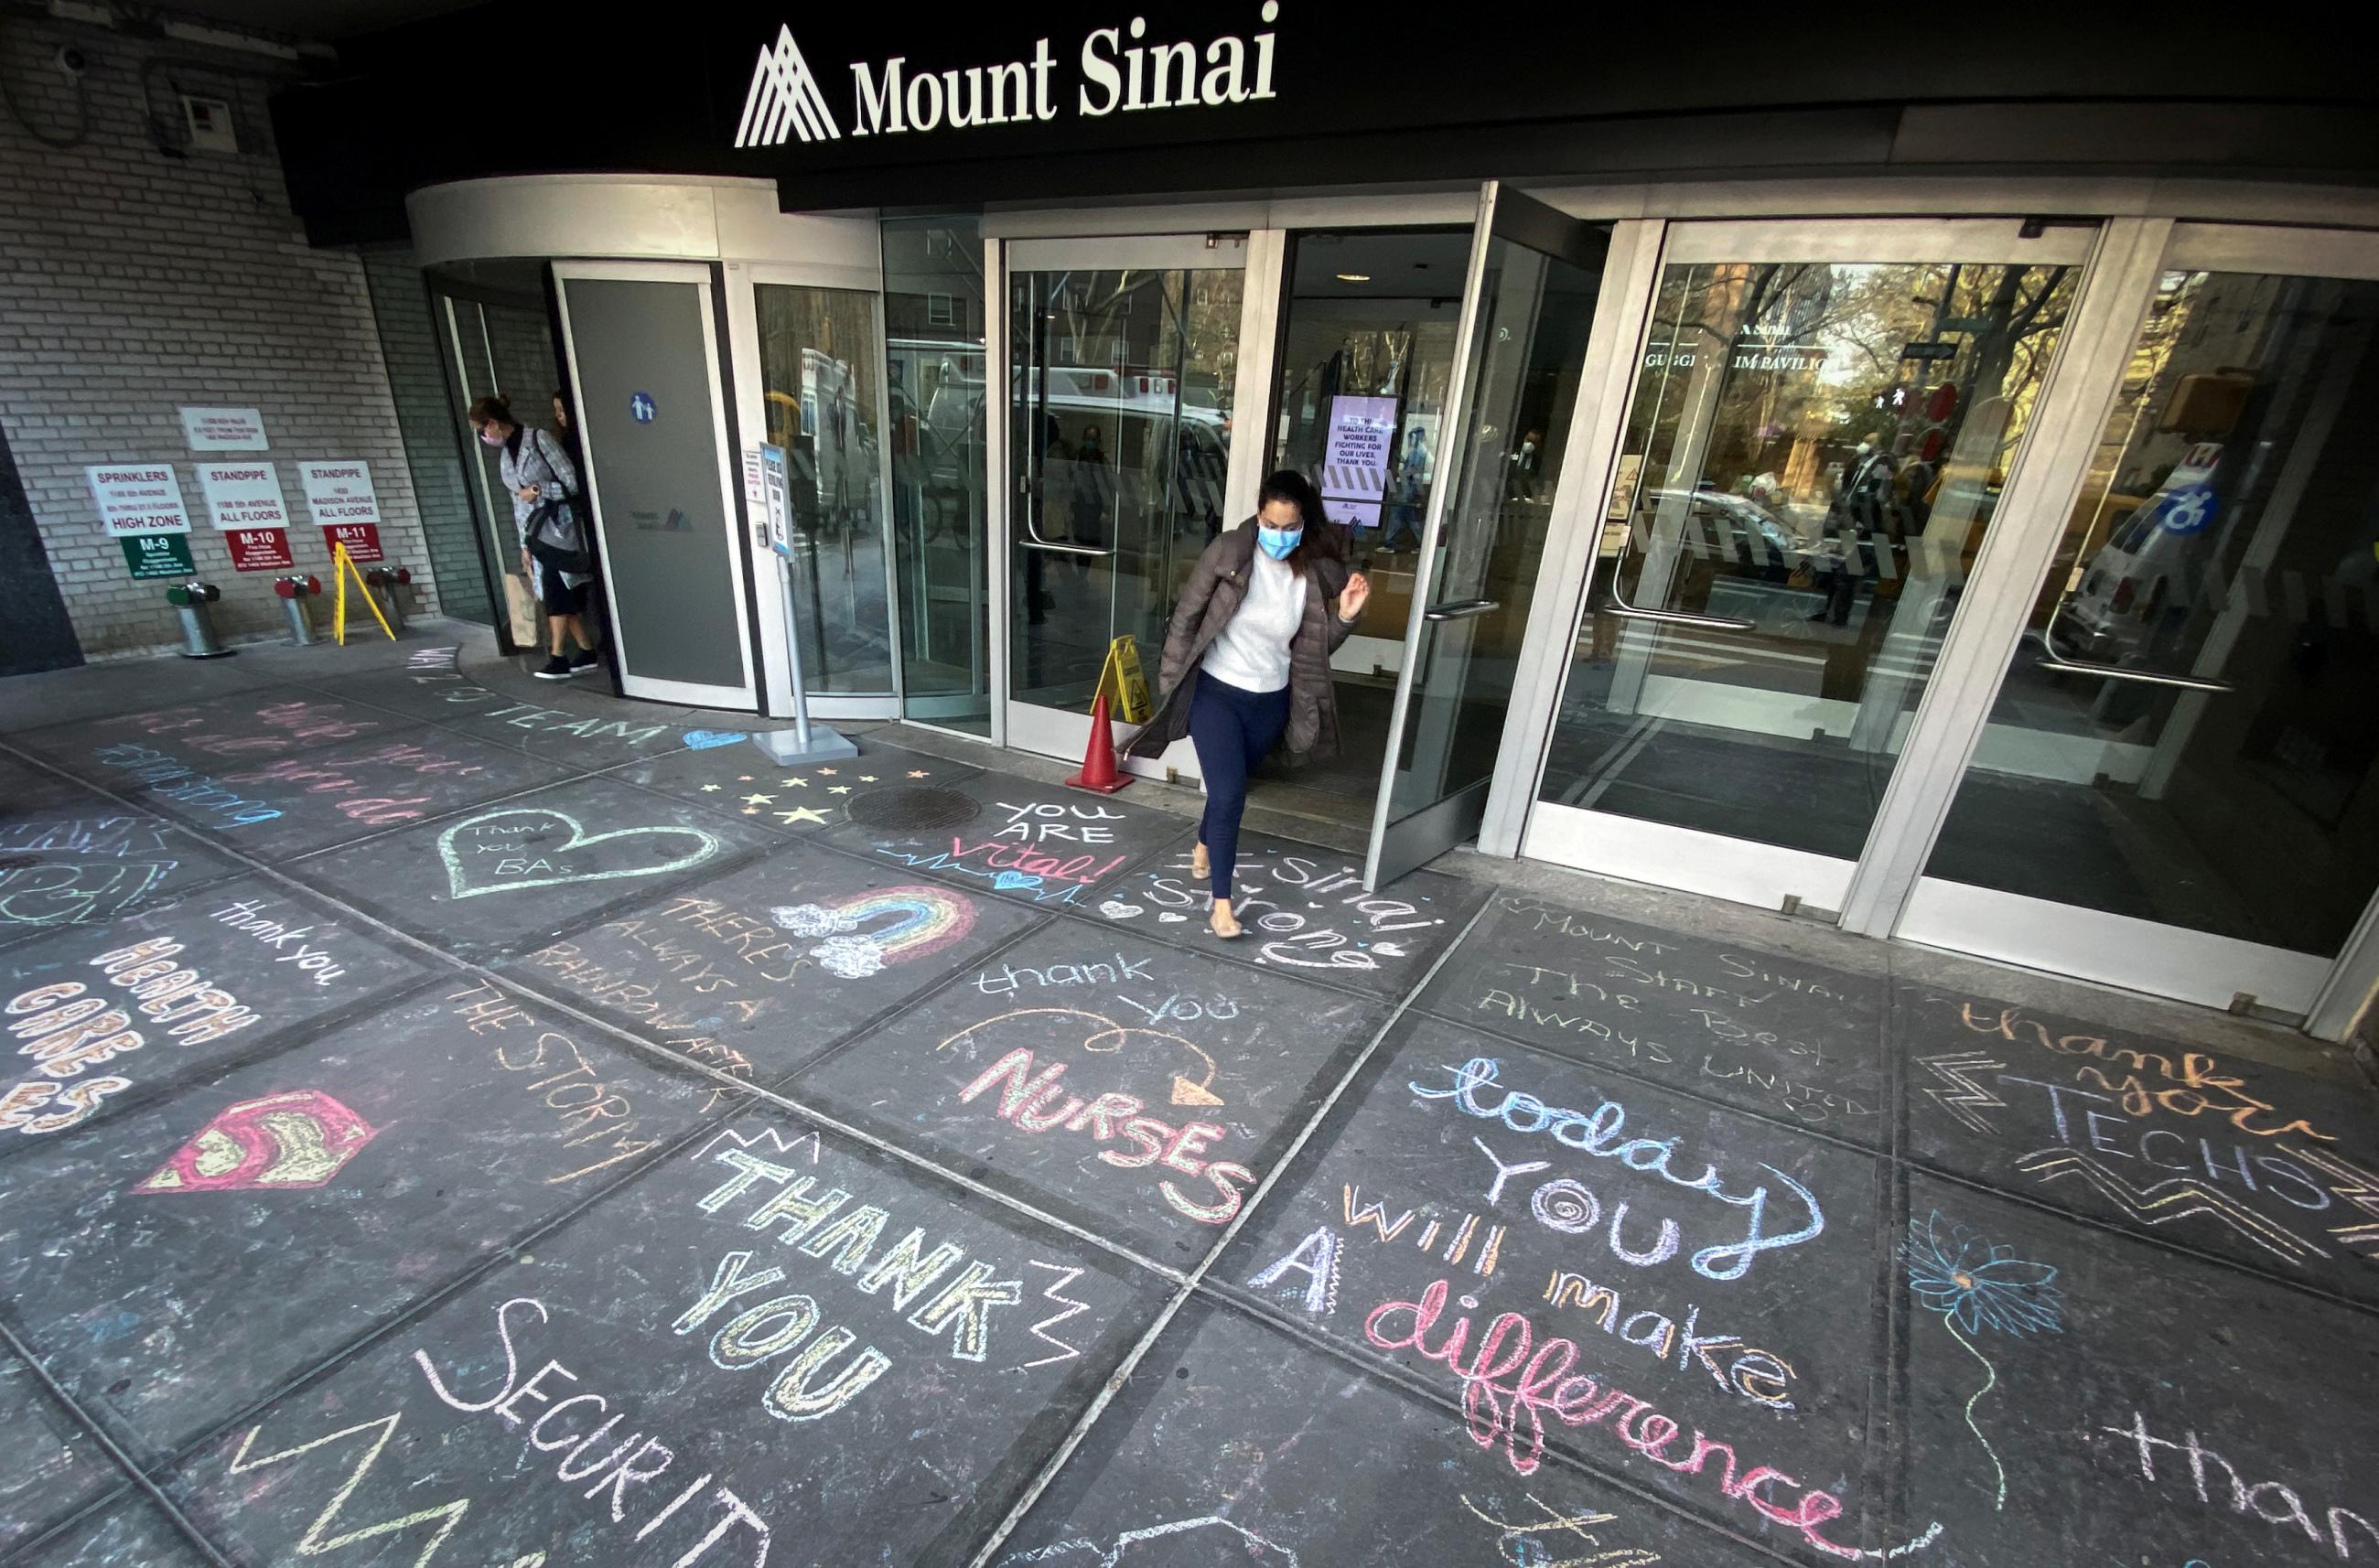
[2153,444,2222,536]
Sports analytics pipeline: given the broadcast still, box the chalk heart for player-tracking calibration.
[1097,900,1143,920]
[992,870,1041,892]
[1157,912,1189,924]
[436,809,723,899]
[681,729,748,751]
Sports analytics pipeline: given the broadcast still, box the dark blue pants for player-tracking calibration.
[1189,671,1291,902]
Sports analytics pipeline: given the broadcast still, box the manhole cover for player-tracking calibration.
[844,786,981,832]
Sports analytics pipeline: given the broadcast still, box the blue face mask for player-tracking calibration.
[1257,525,1301,561]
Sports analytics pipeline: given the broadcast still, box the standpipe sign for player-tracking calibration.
[734,3,1283,148]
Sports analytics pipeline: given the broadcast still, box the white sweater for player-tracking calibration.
[1200,547,1307,693]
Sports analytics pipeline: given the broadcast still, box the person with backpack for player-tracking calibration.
[469,393,599,679]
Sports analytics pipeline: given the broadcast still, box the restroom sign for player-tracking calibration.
[86,465,192,535]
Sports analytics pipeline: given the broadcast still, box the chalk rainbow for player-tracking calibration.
[828,886,975,965]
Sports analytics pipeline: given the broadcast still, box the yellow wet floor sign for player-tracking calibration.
[331,542,394,644]
[1100,635,1150,723]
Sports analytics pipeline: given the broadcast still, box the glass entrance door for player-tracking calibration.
[1003,236,1254,762]
[1523,219,2098,912]
[1899,225,2379,1021]
[1363,185,1611,888]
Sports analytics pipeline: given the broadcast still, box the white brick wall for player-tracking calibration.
[0,13,442,658]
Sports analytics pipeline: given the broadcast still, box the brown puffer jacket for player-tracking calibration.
[1124,518,1359,762]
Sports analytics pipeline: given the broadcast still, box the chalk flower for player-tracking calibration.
[1901,1210,2062,1509]
[1901,1212,2064,1337]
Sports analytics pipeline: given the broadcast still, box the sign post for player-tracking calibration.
[749,444,858,764]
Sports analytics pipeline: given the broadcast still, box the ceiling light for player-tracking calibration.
[1336,273,1371,283]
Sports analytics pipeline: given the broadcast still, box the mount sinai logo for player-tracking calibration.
[737,26,842,146]
[733,8,1282,151]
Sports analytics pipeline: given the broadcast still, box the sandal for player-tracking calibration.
[1191,841,1211,880]
[1209,897,1243,940]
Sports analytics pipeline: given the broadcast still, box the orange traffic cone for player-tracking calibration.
[1065,692,1134,794]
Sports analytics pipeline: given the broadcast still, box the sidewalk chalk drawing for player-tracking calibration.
[1900,1209,2064,1509]
[769,886,977,979]
[436,810,725,898]
[134,1090,378,1193]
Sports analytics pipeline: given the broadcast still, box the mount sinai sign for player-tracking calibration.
[735,4,1283,148]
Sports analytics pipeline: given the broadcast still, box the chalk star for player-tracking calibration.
[782,776,809,787]
[698,783,721,792]
[907,769,930,779]
[741,808,759,816]
[779,778,806,787]
[737,775,754,782]
[828,786,851,795]
[858,775,877,782]
[741,792,773,805]
[817,767,838,775]
[775,807,828,825]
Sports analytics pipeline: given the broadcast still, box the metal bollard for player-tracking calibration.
[364,565,412,633]
[274,575,323,646]
[164,580,234,659]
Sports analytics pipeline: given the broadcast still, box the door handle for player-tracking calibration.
[1423,598,1501,622]
[2035,605,2234,693]
[1601,598,1756,632]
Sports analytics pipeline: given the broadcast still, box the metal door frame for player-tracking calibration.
[1497,215,2107,913]
[995,231,1271,778]
[724,257,902,719]
[1878,220,2379,1033]
[1357,181,1613,889]
[553,260,760,710]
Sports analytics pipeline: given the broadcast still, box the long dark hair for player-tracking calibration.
[1257,468,1336,578]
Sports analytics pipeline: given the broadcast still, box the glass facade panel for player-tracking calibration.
[755,282,889,695]
[1539,255,2077,861]
[1009,264,1241,714]
[885,217,992,734]
[1922,269,2379,955]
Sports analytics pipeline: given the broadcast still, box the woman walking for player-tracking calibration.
[1126,470,1371,938]
[468,393,600,680]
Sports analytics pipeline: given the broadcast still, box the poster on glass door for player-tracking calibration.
[1319,394,1397,531]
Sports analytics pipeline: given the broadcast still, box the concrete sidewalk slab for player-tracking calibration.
[821,771,1193,916]
[160,1109,1168,1568]
[605,736,977,837]
[1218,1014,1882,1538]
[5,1498,207,1568]
[791,924,1387,1263]
[1417,888,1889,1144]
[0,981,737,1464]
[0,873,430,1153]
[0,1353,117,1557]
[500,838,1044,1085]
[993,1296,1785,1568]
[1896,978,2379,1307]
[296,777,776,962]
[0,807,247,945]
[1895,1172,2379,1568]
[1095,829,1487,996]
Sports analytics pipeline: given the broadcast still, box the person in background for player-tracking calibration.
[551,388,582,465]
[1126,469,1371,939]
[468,392,599,680]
